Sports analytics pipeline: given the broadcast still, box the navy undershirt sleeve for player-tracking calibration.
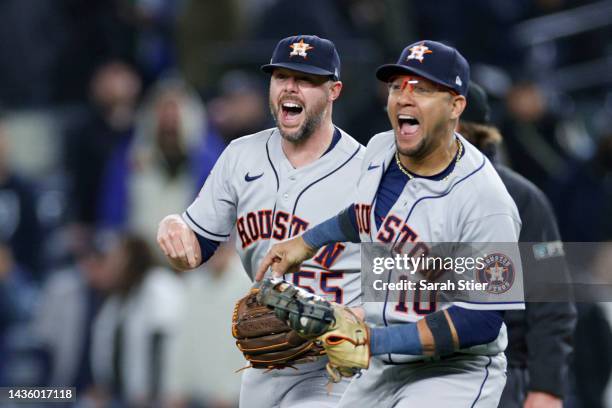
[195,234,221,263]
[446,307,504,348]
[339,205,360,242]
[369,307,504,355]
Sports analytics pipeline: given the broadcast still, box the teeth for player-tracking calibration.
[398,115,416,120]
[283,102,301,109]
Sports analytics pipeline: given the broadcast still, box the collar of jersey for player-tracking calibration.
[394,138,463,181]
[320,127,342,157]
[273,127,347,174]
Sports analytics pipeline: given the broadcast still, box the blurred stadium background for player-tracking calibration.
[0,0,611,407]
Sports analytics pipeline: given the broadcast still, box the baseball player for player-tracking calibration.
[257,40,525,407]
[459,83,576,408]
[156,35,364,407]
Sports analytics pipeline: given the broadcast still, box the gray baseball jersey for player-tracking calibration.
[183,127,364,407]
[341,130,524,407]
[184,127,364,305]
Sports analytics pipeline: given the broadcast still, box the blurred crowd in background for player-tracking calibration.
[0,0,611,407]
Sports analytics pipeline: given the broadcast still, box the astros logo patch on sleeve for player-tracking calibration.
[477,253,516,294]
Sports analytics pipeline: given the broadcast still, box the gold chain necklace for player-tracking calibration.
[395,139,463,181]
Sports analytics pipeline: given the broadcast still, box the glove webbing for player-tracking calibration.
[258,280,335,337]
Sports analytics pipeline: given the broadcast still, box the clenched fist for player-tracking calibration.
[157,214,202,271]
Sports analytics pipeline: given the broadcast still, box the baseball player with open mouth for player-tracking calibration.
[157,35,364,407]
[257,40,525,408]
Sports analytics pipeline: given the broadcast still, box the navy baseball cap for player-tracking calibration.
[462,83,491,124]
[376,40,470,96]
[261,35,341,81]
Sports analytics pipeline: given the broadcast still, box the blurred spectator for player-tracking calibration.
[63,61,141,227]
[0,116,44,278]
[254,0,407,47]
[52,0,136,104]
[33,231,116,393]
[552,134,612,241]
[410,0,607,78]
[167,243,251,408]
[522,0,612,72]
[117,0,182,85]
[207,70,270,144]
[336,0,415,57]
[0,243,37,335]
[500,81,592,190]
[90,233,185,407]
[0,0,63,107]
[253,0,354,41]
[0,243,40,385]
[98,77,214,249]
[412,0,530,69]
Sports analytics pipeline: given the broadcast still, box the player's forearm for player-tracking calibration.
[302,205,360,248]
[370,322,422,355]
[370,307,504,356]
[369,312,456,356]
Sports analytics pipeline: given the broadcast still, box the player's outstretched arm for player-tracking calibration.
[370,307,504,356]
[255,205,361,281]
[157,214,202,271]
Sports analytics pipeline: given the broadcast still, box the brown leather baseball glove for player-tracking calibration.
[231,288,325,369]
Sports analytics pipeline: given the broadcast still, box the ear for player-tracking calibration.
[329,81,343,101]
[449,95,466,120]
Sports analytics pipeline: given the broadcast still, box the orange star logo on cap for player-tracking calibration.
[289,39,314,59]
[407,44,433,63]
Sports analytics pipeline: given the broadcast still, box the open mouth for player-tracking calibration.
[281,102,304,119]
[398,114,420,135]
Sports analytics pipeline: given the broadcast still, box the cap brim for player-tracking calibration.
[375,64,454,91]
[261,63,337,79]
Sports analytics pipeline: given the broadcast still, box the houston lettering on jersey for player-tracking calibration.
[236,209,308,248]
[236,208,346,270]
[355,203,419,247]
